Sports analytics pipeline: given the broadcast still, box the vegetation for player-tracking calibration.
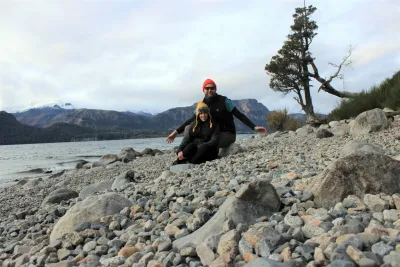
[328,71,400,121]
[265,5,358,123]
[0,112,168,145]
[266,108,302,132]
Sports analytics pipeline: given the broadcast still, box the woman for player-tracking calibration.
[173,101,220,165]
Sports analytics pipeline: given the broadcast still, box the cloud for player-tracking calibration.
[0,0,399,115]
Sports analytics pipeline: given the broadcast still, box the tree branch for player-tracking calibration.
[308,54,359,98]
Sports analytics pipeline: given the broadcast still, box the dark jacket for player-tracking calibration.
[177,119,220,153]
[176,94,256,134]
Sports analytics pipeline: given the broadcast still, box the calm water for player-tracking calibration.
[0,134,253,184]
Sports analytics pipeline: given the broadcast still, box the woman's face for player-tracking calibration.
[199,112,209,122]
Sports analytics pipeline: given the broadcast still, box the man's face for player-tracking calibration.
[203,84,217,97]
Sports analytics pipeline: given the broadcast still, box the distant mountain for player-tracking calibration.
[14,100,76,112]
[0,111,96,145]
[12,99,270,133]
[124,111,154,118]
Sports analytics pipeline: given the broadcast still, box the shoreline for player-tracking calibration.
[0,113,399,266]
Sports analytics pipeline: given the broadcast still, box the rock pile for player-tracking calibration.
[0,109,399,267]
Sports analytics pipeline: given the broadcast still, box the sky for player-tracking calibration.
[0,0,399,114]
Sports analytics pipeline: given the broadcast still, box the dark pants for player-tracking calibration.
[181,143,218,164]
[218,132,236,148]
[184,126,236,149]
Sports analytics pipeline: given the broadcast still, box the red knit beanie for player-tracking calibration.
[203,79,216,89]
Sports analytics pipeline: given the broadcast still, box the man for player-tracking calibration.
[166,78,268,148]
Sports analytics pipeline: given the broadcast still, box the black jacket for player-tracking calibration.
[177,119,220,153]
[176,94,256,134]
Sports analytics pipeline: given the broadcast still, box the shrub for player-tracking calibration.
[267,108,301,132]
[328,71,400,121]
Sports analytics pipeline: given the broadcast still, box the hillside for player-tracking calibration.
[12,99,270,132]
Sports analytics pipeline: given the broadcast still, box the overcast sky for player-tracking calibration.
[0,0,399,114]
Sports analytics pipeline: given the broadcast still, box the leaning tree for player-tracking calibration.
[265,5,358,124]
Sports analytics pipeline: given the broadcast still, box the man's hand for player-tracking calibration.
[254,126,268,134]
[177,151,185,160]
[166,130,178,143]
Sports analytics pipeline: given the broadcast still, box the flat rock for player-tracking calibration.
[50,193,132,242]
[79,180,114,198]
[173,180,281,251]
[42,188,78,206]
[170,163,196,174]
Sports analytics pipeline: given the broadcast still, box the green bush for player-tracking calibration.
[267,108,301,132]
[328,71,400,121]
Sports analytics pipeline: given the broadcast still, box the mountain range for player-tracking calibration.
[1,99,272,145]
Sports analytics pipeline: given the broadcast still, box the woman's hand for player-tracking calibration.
[177,151,185,160]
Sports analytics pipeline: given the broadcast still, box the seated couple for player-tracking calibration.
[169,78,268,165]
[173,102,219,165]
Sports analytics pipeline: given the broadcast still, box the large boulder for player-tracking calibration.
[118,148,141,162]
[350,108,388,136]
[42,188,78,206]
[111,170,135,191]
[79,180,114,198]
[306,153,400,208]
[173,180,281,251]
[50,193,132,242]
[341,140,384,157]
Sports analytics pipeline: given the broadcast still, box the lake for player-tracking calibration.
[0,134,254,185]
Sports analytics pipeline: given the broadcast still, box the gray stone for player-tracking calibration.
[307,153,400,208]
[341,141,384,157]
[50,193,132,242]
[327,260,356,267]
[243,258,291,266]
[383,251,400,266]
[316,129,334,139]
[83,241,97,252]
[23,178,43,190]
[170,163,196,174]
[173,180,281,251]
[118,147,141,162]
[350,108,388,136]
[371,242,394,257]
[42,188,79,206]
[284,214,303,227]
[45,261,75,267]
[99,255,126,267]
[296,125,314,136]
[111,170,135,191]
[364,194,389,212]
[330,124,350,137]
[180,247,197,257]
[79,180,114,198]
[358,257,378,267]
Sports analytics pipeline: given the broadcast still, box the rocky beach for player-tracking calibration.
[1,108,400,267]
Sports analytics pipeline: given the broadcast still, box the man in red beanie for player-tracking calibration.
[166,78,267,148]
